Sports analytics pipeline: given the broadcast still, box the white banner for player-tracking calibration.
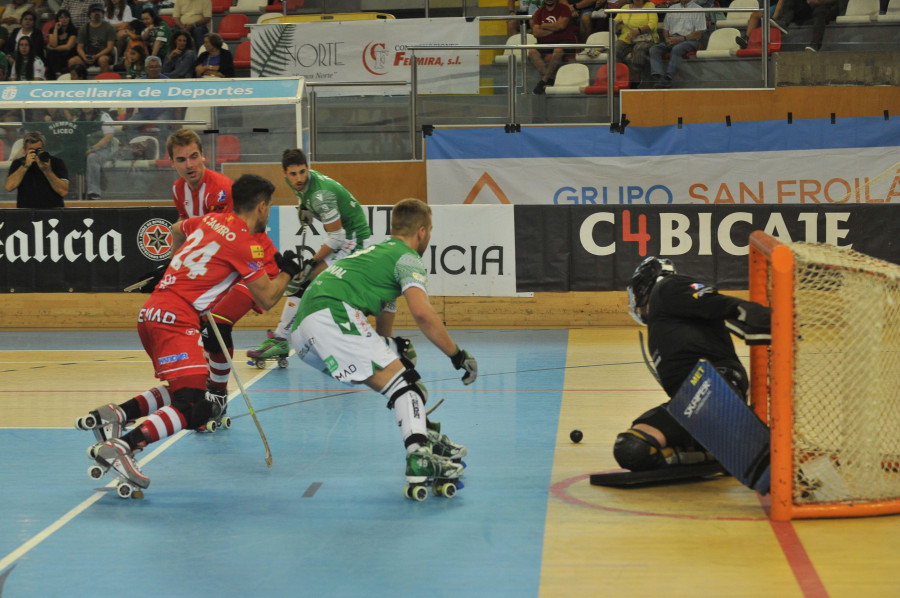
[271,205,522,297]
[427,148,900,206]
[251,19,479,95]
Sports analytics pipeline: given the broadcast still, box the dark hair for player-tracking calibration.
[106,0,125,21]
[141,7,161,25]
[281,148,308,170]
[56,8,72,21]
[128,18,145,34]
[69,63,88,79]
[169,30,193,52]
[13,36,35,81]
[204,33,223,49]
[232,174,275,214]
[19,9,37,24]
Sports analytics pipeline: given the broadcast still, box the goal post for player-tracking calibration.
[749,230,900,521]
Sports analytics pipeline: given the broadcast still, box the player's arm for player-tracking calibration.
[171,220,187,253]
[246,250,303,310]
[314,218,344,262]
[375,308,396,337]
[404,286,478,384]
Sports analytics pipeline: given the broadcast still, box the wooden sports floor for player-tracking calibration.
[1,327,898,597]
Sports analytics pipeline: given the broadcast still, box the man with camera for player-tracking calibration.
[5,130,70,208]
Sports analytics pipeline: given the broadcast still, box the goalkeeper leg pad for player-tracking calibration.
[667,360,771,494]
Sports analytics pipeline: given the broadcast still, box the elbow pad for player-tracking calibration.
[324,228,347,252]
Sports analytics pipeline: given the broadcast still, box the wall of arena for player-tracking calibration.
[3,86,895,330]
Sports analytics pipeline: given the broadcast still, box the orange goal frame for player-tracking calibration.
[749,230,900,521]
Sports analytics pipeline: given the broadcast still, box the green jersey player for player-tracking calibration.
[291,198,478,501]
[248,148,372,364]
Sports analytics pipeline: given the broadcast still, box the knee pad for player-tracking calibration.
[613,429,667,471]
[202,320,233,353]
[384,367,428,410]
[171,387,214,429]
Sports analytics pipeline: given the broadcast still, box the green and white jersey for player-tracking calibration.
[295,238,427,326]
[291,170,371,243]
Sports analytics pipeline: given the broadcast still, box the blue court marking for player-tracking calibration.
[0,329,568,598]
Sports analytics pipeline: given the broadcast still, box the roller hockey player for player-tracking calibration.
[75,175,301,497]
[248,148,371,365]
[611,256,771,481]
[290,198,476,501]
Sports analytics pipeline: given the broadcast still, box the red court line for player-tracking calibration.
[758,496,830,598]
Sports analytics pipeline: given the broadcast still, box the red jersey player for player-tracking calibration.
[75,174,302,497]
[166,129,280,409]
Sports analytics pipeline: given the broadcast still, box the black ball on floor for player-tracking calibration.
[570,429,583,444]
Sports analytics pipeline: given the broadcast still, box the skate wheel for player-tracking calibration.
[116,482,134,499]
[87,443,101,460]
[437,482,457,498]
[405,485,427,502]
[204,420,218,433]
[277,357,288,369]
[88,464,105,480]
[220,416,232,430]
[131,490,144,499]
[255,359,266,369]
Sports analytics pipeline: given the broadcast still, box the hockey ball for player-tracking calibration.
[570,429,583,444]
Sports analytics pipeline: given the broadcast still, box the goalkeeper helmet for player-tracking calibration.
[627,256,676,324]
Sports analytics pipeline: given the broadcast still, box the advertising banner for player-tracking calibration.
[0,207,177,292]
[270,204,520,297]
[250,19,479,94]
[425,119,900,205]
[512,204,900,292]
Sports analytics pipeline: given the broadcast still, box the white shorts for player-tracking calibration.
[291,303,398,384]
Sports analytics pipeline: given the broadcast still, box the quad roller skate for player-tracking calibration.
[87,438,150,499]
[426,420,467,468]
[403,445,465,502]
[198,389,231,433]
[246,330,289,369]
[75,404,127,460]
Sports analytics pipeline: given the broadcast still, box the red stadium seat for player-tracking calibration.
[42,19,55,42]
[161,15,176,28]
[217,13,249,41]
[93,71,122,80]
[584,63,629,95]
[215,135,241,165]
[212,0,231,13]
[234,40,251,69]
[735,27,782,57]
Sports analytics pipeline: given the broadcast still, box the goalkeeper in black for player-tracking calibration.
[614,256,771,472]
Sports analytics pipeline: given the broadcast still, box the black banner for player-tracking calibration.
[0,207,178,292]
[514,205,900,292]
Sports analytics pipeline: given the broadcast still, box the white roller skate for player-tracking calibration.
[403,445,465,502]
[427,420,467,465]
[75,404,127,460]
[198,389,231,433]
[87,438,150,499]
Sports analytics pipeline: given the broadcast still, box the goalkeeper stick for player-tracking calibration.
[208,315,274,468]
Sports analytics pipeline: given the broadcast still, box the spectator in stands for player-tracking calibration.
[736,0,786,49]
[571,0,608,41]
[173,0,211,51]
[1,0,35,37]
[46,9,79,79]
[0,49,9,80]
[104,0,132,61]
[9,35,45,79]
[527,0,578,94]
[506,0,543,37]
[5,130,70,208]
[68,61,87,78]
[141,7,171,58]
[79,106,117,201]
[615,0,658,87]
[124,19,148,54]
[648,0,706,88]
[194,32,233,77]
[5,10,43,60]
[124,55,174,144]
[60,0,95,28]
[70,3,116,73]
[776,0,841,52]
[162,29,195,77]
[122,43,146,78]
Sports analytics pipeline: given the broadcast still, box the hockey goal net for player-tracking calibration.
[748,230,900,521]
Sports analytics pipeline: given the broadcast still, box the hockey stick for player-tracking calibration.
[638,330,662,386]
[426,397,444,416]
[208,315,274,468]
